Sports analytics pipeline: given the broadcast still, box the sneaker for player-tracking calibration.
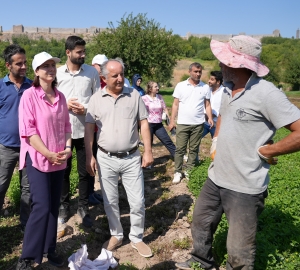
[93,192,103,202]
[88,193,101,205]
[44,251,64,267]
[102,236,123,251]
[172,172,182,184]
[77,207,93,228]
[58,205,69,220]
[15,258,32,270]
[131,241,153,258]
[184,171,190,180]
[183,155,188,162]
[175,260,192,270]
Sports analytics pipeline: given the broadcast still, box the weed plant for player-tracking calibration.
[188,128,300,269]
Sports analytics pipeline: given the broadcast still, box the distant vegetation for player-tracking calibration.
[0,14,300,89]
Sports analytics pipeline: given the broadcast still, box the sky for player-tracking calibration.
[1,0,299,38]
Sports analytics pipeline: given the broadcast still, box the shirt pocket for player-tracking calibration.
[123,107,134,119]
[79,78,93,97]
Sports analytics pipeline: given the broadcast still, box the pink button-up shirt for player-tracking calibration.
[19,86,72,172]
[141,94,166,123]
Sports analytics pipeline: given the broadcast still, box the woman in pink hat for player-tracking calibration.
[16,52,72,270]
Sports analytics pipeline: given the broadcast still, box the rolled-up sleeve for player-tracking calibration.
[19,92,37,138]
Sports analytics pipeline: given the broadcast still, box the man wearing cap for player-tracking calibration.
[169,62,213,184]
[56,36,100,228]
[85,59,154,258]
[176,35,300,270]
[0,44,31,233]
[92,55,130,88]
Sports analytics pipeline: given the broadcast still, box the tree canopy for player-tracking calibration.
[89,13,182,84]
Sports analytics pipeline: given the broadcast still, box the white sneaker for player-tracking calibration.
[184,171,189,180]
[183,155,188,162]
[172,172,182,184]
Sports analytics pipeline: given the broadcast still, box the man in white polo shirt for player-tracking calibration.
[169,62,213,184]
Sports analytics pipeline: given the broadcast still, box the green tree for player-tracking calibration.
[284,55,300,90]
[90,13,181,84]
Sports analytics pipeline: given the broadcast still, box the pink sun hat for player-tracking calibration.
[210,35,269,77]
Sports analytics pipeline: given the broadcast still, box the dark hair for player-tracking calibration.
[189,62,203,71]
[3,44,26,64]
[32,72,57,89]
[210,71,223,85]
[146,81,157,95]
[65,36,86,51]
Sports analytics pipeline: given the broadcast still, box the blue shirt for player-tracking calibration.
[0,75,32,147]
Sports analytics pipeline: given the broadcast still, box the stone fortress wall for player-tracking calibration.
[0,24,292,42]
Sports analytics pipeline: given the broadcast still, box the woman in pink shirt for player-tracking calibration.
[17,52,72,270]
[142,81,175,158]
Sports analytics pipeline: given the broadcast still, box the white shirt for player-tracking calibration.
[173,79,210,125]
[57,63,100,139]
[205,85,224,123]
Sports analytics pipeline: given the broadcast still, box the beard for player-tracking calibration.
[70,57,85,65]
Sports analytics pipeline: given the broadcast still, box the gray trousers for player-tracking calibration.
[97,149,145,243]
[0,144,31,226]
[190,178,266,270]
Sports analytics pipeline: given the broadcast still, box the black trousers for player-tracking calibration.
[60,138,89,208]
[22,153,64,264]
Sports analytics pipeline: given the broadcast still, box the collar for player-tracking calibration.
[36,86,59,102]
[62,63,85,73]
[3,74,32,85]
[186,78,205,87]
[101,86,130,97]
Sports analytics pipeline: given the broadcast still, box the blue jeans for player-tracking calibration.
[190,178,266,269]
[149,122,176,157]
[202,122,216,139]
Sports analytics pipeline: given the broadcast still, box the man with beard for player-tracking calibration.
[176,35,300,270]
[57,36,100,228]
[0,44,31,233]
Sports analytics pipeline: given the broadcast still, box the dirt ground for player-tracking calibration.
[2,133,217,270]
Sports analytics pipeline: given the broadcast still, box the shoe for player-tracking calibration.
[93,192,103,202]
[175,260,192,270]
[44,251,64,267]
[16,258,32,270]
[102,236,123,251]
[184,171,190,180]
[172,172,182,184]
[131,241,153,258]
[58,205,69,221]
[176,260,218,270]
[88,193,101,205]
[77,207,93,228]
[183,155,188,162]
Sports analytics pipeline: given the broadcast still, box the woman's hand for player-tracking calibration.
[55,149,72,165]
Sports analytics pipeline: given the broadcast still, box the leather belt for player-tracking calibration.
[98,145,139,158]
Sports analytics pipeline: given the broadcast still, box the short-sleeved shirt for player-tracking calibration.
[208,74,300,194]
[0,75,32,147]
[86,86,148,152]
[173,79,210,125]
[56,63,100,139]
[142,94,166,123]
[19,86,72,172]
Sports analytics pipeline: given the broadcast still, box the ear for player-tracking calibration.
[66,49,71,57]
[101,75,106,83]
[5,62,10,69]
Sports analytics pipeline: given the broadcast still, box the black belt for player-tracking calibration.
[98,145,139,158]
